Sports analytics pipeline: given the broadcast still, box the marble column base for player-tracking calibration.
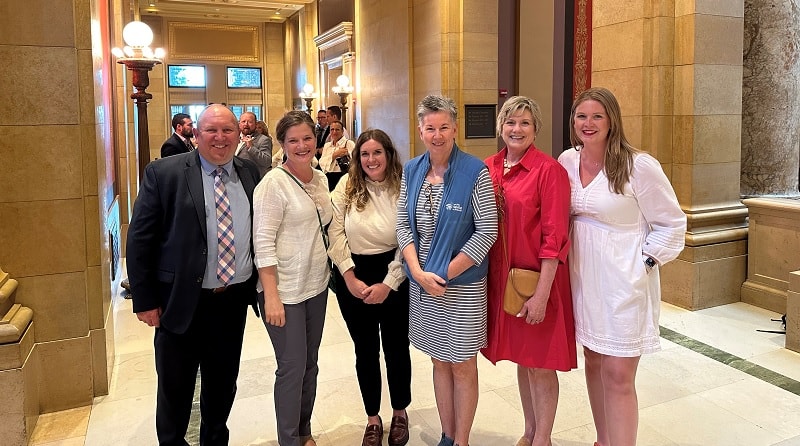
[662,240,747,310]
[787,271,800,353]
[0,322,39,446]
[741,198,800,314]
[741,281,786,314]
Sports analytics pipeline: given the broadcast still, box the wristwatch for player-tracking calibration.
[643,255,657,272]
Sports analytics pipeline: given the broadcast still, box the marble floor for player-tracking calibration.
[28,287,800,446]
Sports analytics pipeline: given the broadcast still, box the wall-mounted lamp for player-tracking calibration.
[299,83,317,113]
[331,74,354,124]
[111,21,165,181]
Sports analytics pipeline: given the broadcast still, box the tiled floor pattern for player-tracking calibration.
[659,326,800,396]
[29,290,800,446]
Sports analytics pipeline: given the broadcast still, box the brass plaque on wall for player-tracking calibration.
[464,104,497,139]
[169,22,260,62]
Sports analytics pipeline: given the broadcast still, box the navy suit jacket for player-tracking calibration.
[160,133,192,158]
[126,151,261,334]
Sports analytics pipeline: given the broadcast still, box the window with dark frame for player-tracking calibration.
[168,65,206,88]
[227,67,262,89]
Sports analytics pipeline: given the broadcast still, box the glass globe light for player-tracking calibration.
[302,83,314,96]
[336,74,350,88]
[122,21,154,48]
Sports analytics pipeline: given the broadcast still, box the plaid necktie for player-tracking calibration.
[214,167,235,285]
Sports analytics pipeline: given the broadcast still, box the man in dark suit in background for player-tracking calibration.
[325,105,350,141]
[160,113,196,158]
[127,104,261,446]
[314,109,329,157]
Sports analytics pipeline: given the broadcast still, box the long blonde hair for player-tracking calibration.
[345,129,403,212]
[569,87,640,194]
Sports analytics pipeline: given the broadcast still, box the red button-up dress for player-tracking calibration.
[481,146,577,371]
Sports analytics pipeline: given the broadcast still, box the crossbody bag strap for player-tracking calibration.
[277,167,329,250]
[495,180,510,270]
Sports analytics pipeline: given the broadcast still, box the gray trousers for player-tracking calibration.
[259,290,327,446]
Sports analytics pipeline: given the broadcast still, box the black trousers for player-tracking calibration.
[334,249,412,416]
[154,282,249,446]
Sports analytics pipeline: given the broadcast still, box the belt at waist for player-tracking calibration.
[201,281,249,294]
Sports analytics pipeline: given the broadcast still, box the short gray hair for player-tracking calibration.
[416,95,457,124]
[496,96,543,135]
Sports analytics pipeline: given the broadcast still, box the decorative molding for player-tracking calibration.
[0,267,31,345]
[0,267,18,304]
[314,22,354,52]
[168,22,260,62]
[684,204,749,231]
[323,55,344,70]
[685,228,748,247]
[573,0,592,98]
[743,197,800,214]
[0,304,33,344]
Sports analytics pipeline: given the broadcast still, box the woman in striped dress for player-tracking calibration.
[396,95,498,446]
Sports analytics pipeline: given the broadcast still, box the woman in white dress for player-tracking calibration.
[558,87,686,446]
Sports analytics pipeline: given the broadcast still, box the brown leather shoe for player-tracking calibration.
[361,417,383,446]
[388,412,409,446]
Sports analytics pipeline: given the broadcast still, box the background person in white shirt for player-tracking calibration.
[319,120,356,191]
[328,129,411,446]
[319,120,355,173]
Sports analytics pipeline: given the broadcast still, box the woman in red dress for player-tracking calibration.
[481,96,577,446]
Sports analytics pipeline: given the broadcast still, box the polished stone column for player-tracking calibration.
[740,1,800,319]
[591,1,748,310]
[741,0,800,197]
[0,0,118,424]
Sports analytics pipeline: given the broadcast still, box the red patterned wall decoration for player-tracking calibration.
[573,0,592,99]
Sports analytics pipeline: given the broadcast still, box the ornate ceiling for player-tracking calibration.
[140,0,315,23]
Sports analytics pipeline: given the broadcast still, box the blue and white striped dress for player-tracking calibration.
[396,170,497,363]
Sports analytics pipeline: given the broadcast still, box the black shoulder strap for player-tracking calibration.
[277,167,329,249]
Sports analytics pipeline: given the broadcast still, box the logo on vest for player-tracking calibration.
[445,203,463,212]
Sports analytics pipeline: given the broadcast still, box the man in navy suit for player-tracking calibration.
[160,113,196,158]
[314,109,329,153]
[127,104,261,446]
